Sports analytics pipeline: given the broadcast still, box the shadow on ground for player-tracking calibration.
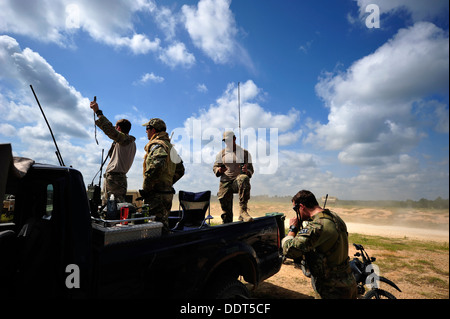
[247,282,314,299]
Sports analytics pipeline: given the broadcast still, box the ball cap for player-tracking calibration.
[222,131,235,141]
[142,118,166,131]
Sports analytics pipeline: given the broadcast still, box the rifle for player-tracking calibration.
[30,85,65,166]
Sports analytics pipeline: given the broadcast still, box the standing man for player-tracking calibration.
[142,118,184,234]
[90,99,136,204]
[213,131,254,223]
[282,190,357,299]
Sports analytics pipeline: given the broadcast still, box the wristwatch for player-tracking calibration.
[95,109,103,116]
[289,225,298,233]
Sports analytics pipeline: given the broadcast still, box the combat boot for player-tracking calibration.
[221,212,233,224]
[238,204,254,222]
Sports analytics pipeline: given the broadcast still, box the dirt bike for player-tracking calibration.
[350,243,402,299]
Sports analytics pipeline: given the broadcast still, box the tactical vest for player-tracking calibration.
[303,209,349,279]
[144,139,176,187]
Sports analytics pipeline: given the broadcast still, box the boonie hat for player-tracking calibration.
[143,118,166,132]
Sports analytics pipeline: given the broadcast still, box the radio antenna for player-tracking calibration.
[30,85,65,166]
[238,82,241,145]
[93,96,98,145]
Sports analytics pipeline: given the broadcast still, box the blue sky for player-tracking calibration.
[0,0,448,200]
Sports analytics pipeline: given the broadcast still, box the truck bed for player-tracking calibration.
[90,215,283,298]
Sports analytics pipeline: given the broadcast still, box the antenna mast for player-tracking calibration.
[30,85,65,166]
[238,82,241,145]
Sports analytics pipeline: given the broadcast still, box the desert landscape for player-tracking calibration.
[183,196,449,299]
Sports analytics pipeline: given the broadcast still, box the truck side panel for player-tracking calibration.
[91,216,282,298]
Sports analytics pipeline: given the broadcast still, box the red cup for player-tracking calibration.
[120,207,129,225]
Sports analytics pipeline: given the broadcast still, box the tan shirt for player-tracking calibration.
[106,142,136,174]
[213,144,253,182]
[96,116,136,174]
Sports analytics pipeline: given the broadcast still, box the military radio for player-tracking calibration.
[88,148,105,217]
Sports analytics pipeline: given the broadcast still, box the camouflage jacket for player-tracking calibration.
[282,209,350,278]
[143,132,184,192]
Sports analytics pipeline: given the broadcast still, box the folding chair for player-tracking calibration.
[171,190,213,231]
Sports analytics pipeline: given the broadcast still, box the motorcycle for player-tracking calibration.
[350,243,402,299]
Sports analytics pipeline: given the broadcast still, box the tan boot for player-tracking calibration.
[238,205,254,222]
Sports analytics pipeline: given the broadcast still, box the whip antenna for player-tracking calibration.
[30,85,65,166]
[238,82,241,145]
[93,96,98,145]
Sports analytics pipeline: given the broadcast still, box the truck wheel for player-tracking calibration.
[208,276,250,299]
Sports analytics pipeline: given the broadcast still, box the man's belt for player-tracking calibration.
[105,172,125,176]
[138,188,175,199]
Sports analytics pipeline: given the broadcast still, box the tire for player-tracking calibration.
[363,289,397,299]
[207,276,250,299]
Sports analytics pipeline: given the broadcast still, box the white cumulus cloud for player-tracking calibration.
[182,0,252,68]
[310,22,449,167]
[0,0,161,54]
[159,42,196,68]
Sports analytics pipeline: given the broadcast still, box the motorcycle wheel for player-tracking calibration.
[363,289,396,299]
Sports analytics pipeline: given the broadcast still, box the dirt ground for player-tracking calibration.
[203,200,449,299]
[248,242,449,299]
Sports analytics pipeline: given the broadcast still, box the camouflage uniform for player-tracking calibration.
[282,209,357,299]
[213,133,254,223]
[95,115,136,203]
[142,119,184,234]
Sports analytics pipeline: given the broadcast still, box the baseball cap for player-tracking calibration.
[222,131,235,141]
[142,118,166,132]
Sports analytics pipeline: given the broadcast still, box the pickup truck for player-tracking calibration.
[0,144,284,299]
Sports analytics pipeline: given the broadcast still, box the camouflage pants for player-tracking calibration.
[102,172,127,204]
[217,174,251,223]
[144,192,173,235]
[311,272,357,299]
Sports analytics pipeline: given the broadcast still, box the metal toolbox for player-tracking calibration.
[92,220,163,246]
